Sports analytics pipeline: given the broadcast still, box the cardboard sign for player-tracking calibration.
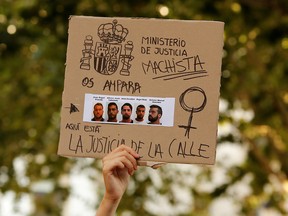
[58,16,224,166]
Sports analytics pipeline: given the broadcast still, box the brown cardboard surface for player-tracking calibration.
[58,16,224,166]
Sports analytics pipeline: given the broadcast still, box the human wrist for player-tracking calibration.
[97,195,121,216]
[103,193,122,205]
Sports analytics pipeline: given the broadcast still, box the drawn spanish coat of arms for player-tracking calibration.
[80,20,134,76]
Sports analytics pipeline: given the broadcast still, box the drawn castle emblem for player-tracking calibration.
[80,20,134,76]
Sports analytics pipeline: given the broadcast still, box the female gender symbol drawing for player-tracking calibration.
[178,86,207,138]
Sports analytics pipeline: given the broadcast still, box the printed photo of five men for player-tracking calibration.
[91,102,163,125]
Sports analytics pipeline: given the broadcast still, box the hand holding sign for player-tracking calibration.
[97,145,139,216]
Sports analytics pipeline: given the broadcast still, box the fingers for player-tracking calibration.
[111,145,140,159]
[103,154,135,176]
[102,145,140,175]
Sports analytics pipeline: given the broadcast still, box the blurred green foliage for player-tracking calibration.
[1,0,288,215]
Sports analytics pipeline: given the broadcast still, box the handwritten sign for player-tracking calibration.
[58,16,224,166]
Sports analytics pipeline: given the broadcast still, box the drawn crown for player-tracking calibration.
[98,20,128,44]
